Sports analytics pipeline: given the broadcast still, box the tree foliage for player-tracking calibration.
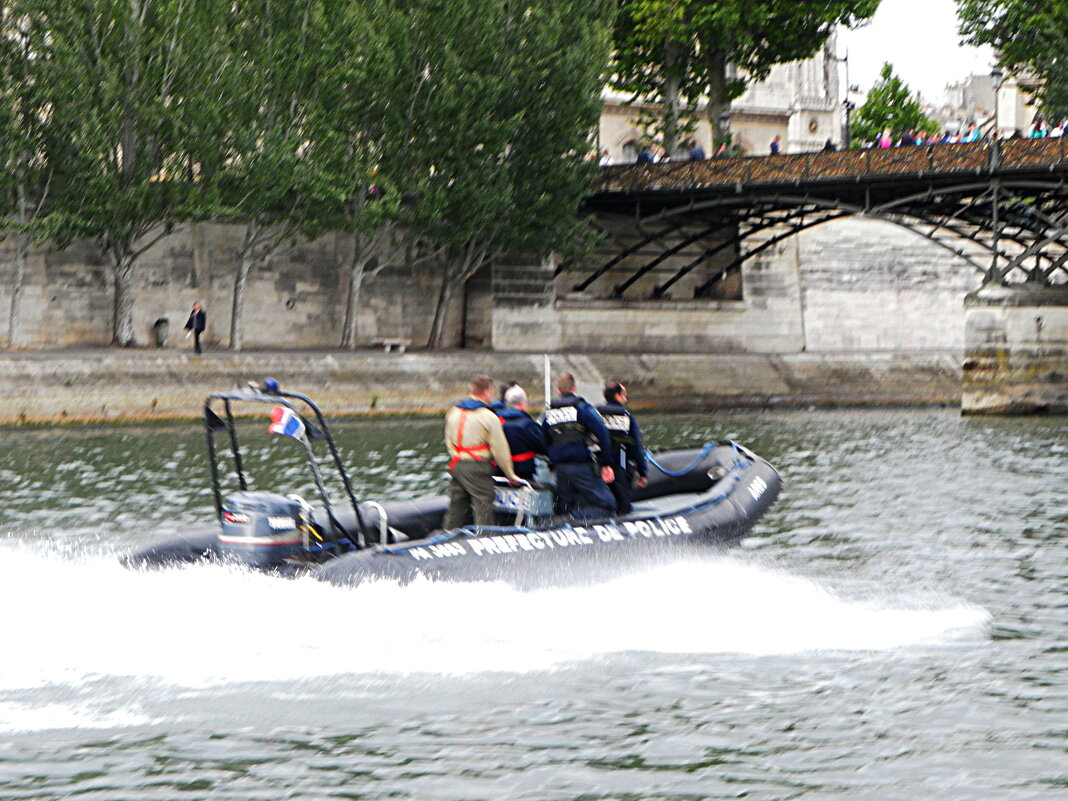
[209,0,342,351]
[305,0,405,349]
[385,0,614,347]
[612,0,880,149]
[956,0,1068,119]
[0,8,48,347]
[10,0,233,346]
[0,0,613,350]
[850,63,941,146]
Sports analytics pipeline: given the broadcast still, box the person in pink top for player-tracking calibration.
[878,129,893,148]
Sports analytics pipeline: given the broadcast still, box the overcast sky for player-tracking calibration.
[837,0,995,102]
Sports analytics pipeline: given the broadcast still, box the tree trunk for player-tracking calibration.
[7,233,28,349]
[112,250,136,346]
[8,172,32,348]
[427,241,490,349]
[229,249,255,353]
[663,38,682,158]
[703,48,729,146]
[341,253,368,350]
[229,223,261,352]
[427,269,455,350]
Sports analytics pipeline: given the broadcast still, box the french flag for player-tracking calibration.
[269,406,305,440]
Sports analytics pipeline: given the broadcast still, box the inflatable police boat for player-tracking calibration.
[124,383,781,588]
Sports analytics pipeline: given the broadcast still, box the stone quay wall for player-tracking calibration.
[0,349,963,425]
[498,217,985,356]
[963,285,1068,414]
[0,224,464,352]
[1,217,984,356]
[0,216,1006,421]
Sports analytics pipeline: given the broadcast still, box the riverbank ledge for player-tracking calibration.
[0,349,962,424]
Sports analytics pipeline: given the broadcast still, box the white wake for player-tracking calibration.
[0,541,990,692]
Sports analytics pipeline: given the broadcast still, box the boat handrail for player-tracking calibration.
[492,477,534,526]
[363,501,390,545]
[645,443,717,477]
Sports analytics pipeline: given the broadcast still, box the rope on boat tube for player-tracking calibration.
[645,443,717,477]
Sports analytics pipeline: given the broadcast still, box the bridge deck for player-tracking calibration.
[578,138,1068,290]
[590,139,1068,214]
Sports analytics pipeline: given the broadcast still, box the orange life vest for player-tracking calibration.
[447,408,491,471]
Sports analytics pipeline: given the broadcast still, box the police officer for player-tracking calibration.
[492,384,547,481]
[597,381,648,514]
[542,372,616,518]
[444,374,519,529]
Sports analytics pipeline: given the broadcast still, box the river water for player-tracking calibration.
[0,409,1063,800]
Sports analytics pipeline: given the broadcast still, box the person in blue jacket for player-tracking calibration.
[492,384,547,481]
[542,372,616,518]
[596,381,648,514]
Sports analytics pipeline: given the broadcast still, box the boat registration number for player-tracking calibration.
[493,487,534,511]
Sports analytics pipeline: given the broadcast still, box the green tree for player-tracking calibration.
[614,1,881,148]
[850,63,941,147]
[205,0,343,352]
[393,0,613,348]
[14,0,232,346]
[956,0,1068,119]
[307,0,409,349]
[0,8,49,348]
[612,2,705,157]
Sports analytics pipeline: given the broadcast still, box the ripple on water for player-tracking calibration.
[0,409,1063,800]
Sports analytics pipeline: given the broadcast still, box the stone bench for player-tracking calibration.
[372,338,411,354]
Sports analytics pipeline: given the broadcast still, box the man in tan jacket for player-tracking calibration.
[444,374,520,529]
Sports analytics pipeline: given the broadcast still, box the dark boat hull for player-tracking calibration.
[316,448,780,588]
[124,444,781,588]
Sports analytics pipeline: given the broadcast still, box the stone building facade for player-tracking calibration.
[598,38,843,163]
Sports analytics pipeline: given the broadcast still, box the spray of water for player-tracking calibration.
[0,542,990,694]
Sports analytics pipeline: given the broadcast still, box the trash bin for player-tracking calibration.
[152,317,169,347]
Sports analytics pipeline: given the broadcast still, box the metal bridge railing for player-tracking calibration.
[594,138,1068,195]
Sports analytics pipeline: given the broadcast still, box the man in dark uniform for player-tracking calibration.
[542,372,616,519]
[492,384,547,481]
[597,381,648,514]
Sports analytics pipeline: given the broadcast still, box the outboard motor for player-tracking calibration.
[217,491,306,568]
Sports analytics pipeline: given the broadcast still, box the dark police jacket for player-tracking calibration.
[541,393,613,466]
[491,402,547,479]
[596,402,647,478]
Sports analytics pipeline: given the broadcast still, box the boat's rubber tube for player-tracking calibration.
[314,448,780,589]
[123,444,779,586]
[121,530,218,569]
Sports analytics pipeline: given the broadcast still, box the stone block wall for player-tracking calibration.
[0,225,451,350]
[795,218,985,352]
[492,257,562,351]
[500,215,985,357]
[533,214,805,354]
[963,284,1068,413]
[0,214,994,363]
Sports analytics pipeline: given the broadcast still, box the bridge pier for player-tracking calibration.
[963,284,1068,414]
